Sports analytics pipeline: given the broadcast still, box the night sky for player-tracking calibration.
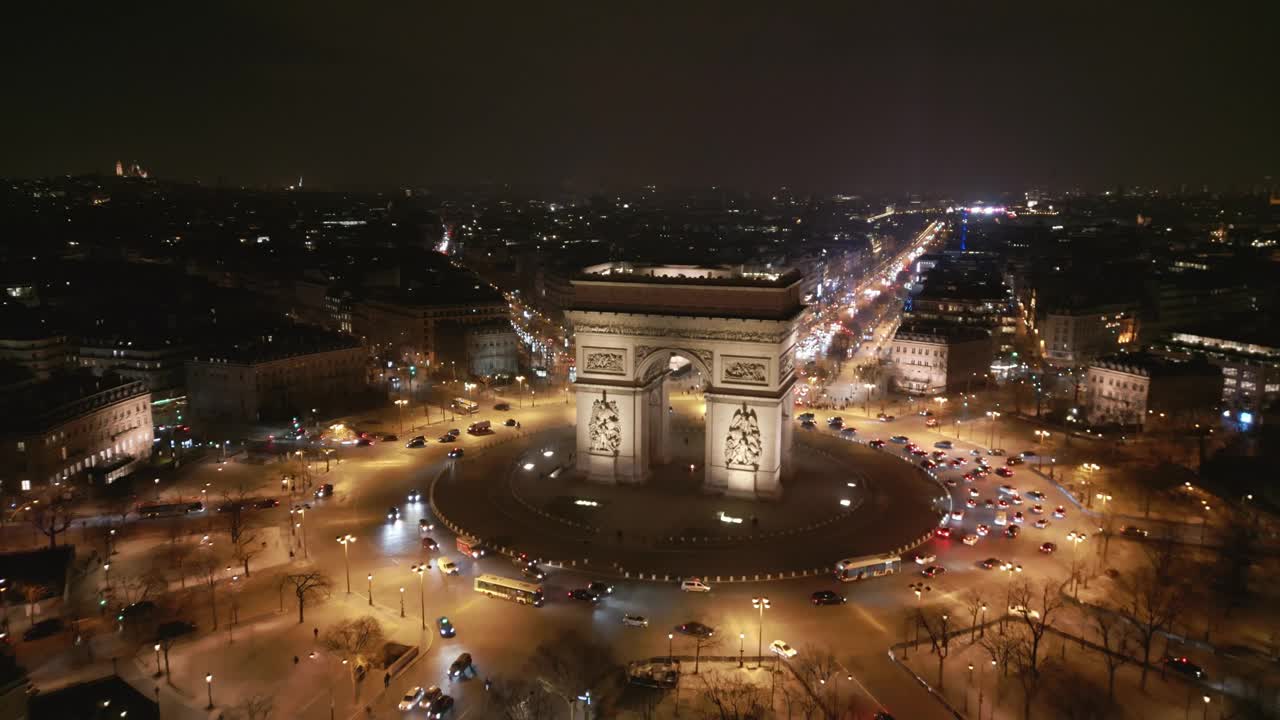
[5,2,1277,194]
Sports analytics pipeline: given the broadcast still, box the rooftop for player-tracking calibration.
[0,373,149,433]
[893,322,992,344]
[1091,352,1221,378]
[191,326,363,365]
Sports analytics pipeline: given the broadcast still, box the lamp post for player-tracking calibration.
[394,399,408,436]
[516,376,526,407]
[1203,695,1211,720]
[985,411,1001,450]
[966,662,974,715]
[1081,463,1101,507]
[907,581,931,653]
[979,602,988,638]
[292,507,308,559]
[751,597,770,668]
[1033,430,1050,469]
[863,383,875,416]
[367,574,373,606]
[153,643,162,677]
[738,633,745,667]
[336,534,356,594]
[205,673,214,709]
[1066,531,1087,599]
[411,563,428,630]
[1001,563,1022,629]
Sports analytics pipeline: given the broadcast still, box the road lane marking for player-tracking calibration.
[854,604,888,634]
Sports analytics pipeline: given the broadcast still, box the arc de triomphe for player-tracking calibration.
[566,263,803,499]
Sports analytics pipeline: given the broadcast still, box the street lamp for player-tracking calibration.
[394,399,408,436]
[667,633,674,665]
[411,563,428,630]
[153,643,162,677]
[367,574,374,606]
[1000,563,1022,628]
[292,507,308,559]
[1203,695,1211,720]
[205,673,214,709]
[336,534,356,594]
[738,632,745,667]
[399,587,406,617]
[985,410,1001,450]
[515,375,526,407]
[1066,531,1087,599]
[751,597,771,668]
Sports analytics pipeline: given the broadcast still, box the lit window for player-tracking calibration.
[20,480,31,492]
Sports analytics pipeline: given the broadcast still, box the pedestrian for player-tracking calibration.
[313,627,319,640]
[293,655,299,665]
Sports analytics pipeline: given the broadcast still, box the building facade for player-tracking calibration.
[889,324,993,395]
[1038,303,1139,366]
[465,322,520,377]
[0,377,152,490]
[356,292,507,366]
[1085,354,1223,428]
[1154,327,1280,423]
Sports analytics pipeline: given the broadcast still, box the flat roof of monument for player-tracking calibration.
[571,264,805,320]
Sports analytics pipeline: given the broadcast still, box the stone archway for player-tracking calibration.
[567,266,804,499]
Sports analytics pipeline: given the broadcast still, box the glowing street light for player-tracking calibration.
[751,597,771,667]
[336,534,356,594]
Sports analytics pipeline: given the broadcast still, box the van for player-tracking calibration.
[438,558,459,575]
[467,420,491,434]
[680,579,711,593]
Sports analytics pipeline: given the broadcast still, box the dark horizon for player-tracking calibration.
[6,3,1277,195]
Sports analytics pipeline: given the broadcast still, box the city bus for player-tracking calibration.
[452,398,479,414]
[834,554,901,582]
[137,501,205,519]
[474,574,544,607]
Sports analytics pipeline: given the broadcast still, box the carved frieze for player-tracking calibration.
[582,347,626,375]
[574,323,789,345]
[721,356,769,386]
[724,403,763,467]
[588,397,622,454]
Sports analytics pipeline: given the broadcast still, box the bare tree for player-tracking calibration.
[191,553,221,630]
[979,628,1019,679]
[322,616,386,700]
[29,499,75,549]
[1007,579,1063,677]
[527,630,616,717]
[1088,603,1137,701]
[916,610,954,691]
[794,646,841,718]
[699,672,766,720]
[487,675,557,720]
[282,570,331,623]
[222,484,261,576]
[227,696,274,720]
[1044,667,1116,720]
[108,567,168,608]
[1117,562,1184,689]
[963,588,987,641]
[686,631,723,675]
[1011,637,1055,720]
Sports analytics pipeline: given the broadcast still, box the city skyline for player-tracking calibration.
[5,3,1277,193]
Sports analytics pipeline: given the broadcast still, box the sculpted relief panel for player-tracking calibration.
[724,404,763,468]
[588,397,622,454]
[721,356,769,386]
[575,322,790,345]
[778,346,795,383]
[583,348,626,375]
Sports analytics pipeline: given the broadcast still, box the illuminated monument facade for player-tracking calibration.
[567,263,803,499]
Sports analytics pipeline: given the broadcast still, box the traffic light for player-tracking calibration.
[410,365,417,376]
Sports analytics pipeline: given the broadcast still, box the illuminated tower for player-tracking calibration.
[115,160,124,177]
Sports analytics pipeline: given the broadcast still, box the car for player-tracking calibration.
[1121,525,1149,538]
[680,578,712,592]
[23,619,64,641]
[447,448,464,458]
[934,441,953,449]
[314,483,334,498]
[399,686,427,711]
[1007,457,1024,466]
[588,581,613,596]
[998,484,1017,495]
[981,557,1002,569]
[931,450,947,459]
[969,488,981,498]
[622,614,650,627]
[383,434,399,442]
[950,510,964,521]
[970,449,983,456]
[949,459,964,467]
[407,489,422,503]
[995,468,1014,478]
[921,460,937,469]
[1161,655,1207,680]
[387,506,401,521]
[252,498,280,510]
[1053,506,1067,519]
[984,499,996,509]
[406,437,426,448]
[1030,504,1044,514]
[1009,605,1041,619]
[921,565,946,578]
[933,527,952,539]
[428,695,454,718]
[677,621,714,638]
[447,428,461,437]
[437,434,456,443]
[943,478,957,487]
[1025,490,1046,500]
[503,418,521,427]
[963,472,975,483]
[1010,494,1023,505]
[914,553,937,565]
[911,449,928,457]
[447,653,473,679]
[495,402,511,411]
[1020,450,1036,458]
[419,518,435,532]
[963,534,979,546]
[438,558,459,575]
[839,426,857,436]
[1034,519,1049,529]
[1004,526,1020,538]
[770,640,798,659]
[965,498,977,508]
[800,420,816,430]
[1039,542,1057,553]
[976,524,990,536]
[925,417,940,427]
[918,409,934,417]
[997,499,1010,508]
[827,417,843,428]
[436,616,456,638]
[520,565,545,580]
[1012,512,1024,524]
[868,439,886,448]
[421,536,440,552]
[889,435,909,444]
[988,448,1006,456]
[811,590,846,606]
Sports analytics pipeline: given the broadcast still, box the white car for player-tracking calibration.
[914,553,937,565]
[963,534,979,546]
[950,510,964,521]
[1009,604,1041,619]
[622,614,649,628]
[1034,519,1049,529]
[770,640,798,659]
[680,579,711,592]
[399,686,426,711]
[437,558,459,575]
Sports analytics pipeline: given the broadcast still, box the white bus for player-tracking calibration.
[474,574,544,607]
[452,398,479,414]
[834,554,902,582]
